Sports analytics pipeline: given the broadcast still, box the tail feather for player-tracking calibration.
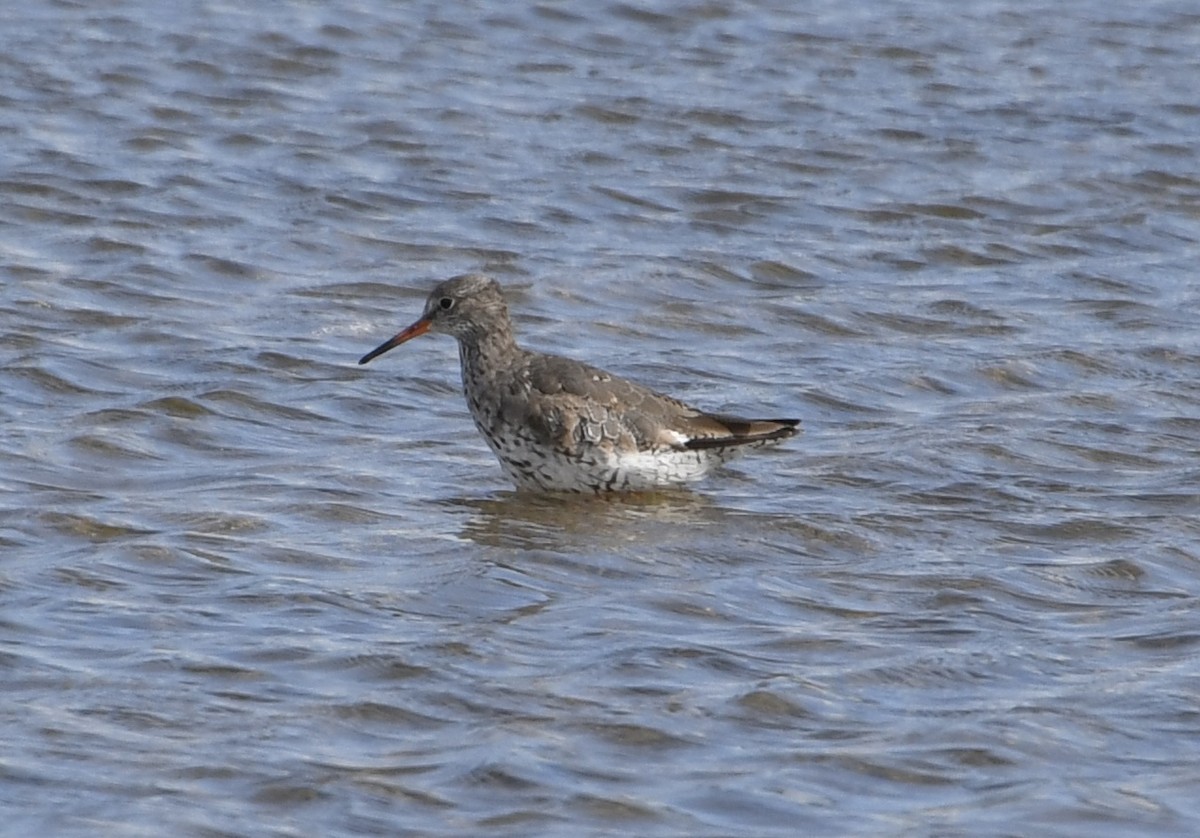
[683,416,800,451]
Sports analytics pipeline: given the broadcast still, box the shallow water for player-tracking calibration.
[3,1,1200,835]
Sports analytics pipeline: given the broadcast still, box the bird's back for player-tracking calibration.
[459,347,798,491]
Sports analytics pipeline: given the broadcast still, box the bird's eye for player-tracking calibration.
[438,297,455,311]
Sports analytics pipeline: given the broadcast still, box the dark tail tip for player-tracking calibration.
[684,417,800,450]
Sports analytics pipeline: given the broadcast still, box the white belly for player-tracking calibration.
[482,430,715,492]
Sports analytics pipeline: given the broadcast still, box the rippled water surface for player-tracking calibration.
[3,1,1200,835]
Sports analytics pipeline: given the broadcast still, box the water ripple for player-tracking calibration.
[3,1,1200,835]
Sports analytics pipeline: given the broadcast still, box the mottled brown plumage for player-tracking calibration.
[359,274,799,492]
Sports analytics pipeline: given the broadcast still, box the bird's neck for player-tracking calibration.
[457,325,521,386]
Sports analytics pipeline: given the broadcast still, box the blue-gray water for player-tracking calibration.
[3,1,1199,835]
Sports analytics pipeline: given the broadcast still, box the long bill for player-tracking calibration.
[358,318,432,364]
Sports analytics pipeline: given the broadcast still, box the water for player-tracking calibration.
[3,1,1199,835]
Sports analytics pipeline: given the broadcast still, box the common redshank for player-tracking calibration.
[358,274,799,492]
